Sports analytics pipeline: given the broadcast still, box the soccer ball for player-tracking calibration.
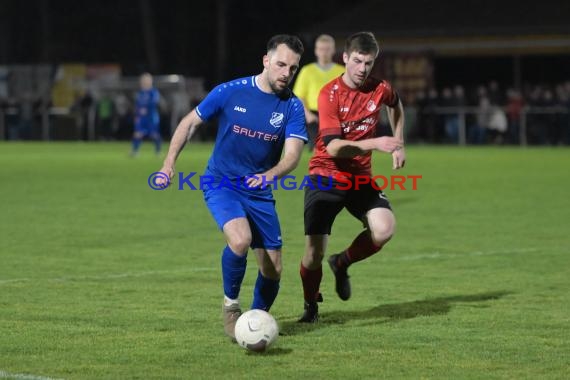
[234,309,279,352]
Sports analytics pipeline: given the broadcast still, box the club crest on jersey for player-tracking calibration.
[270,112,284,128]
[367,100,377,112]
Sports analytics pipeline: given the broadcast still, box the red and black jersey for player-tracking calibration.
[309,76,399,177]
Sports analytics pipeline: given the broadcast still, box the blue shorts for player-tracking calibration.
[203,186,282,250]
[135,116,159,135]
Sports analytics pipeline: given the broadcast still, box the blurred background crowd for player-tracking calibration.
[2,74,568,146]
[1,0,569,146]
[405,80,570,145]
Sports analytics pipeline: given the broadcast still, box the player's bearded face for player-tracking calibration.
[264,44,300,94]
[343,51,376,88]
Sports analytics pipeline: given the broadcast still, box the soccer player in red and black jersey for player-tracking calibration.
[298,31,406,322]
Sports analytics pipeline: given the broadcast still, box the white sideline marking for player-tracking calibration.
[0,267,216,286]
[389,247,539,261]
[0,370,64,380]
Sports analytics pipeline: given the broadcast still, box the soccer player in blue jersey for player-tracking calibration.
[156,35,307,341]
[130,73,161,156]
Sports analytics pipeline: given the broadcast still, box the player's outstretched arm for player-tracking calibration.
[246,137,305,188]
[326,136,403,158]
[156,109,203,186]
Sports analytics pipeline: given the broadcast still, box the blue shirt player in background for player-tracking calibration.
[131,73,161,156]
[156,35,307,342]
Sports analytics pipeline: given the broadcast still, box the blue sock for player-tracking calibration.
[221,246,247,300]
[131,137,142,152]
[251,271,280,311]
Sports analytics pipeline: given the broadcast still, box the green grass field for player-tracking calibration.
[0,142,568,380]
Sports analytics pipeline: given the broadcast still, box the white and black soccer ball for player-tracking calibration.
[234,309,279,352]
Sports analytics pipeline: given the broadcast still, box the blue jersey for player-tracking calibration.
[196,76,307,183]
[135,88,160,123]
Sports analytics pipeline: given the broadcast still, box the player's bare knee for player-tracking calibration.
[370,223,395,246]
[305,235,326,266]
[228,236,251,255]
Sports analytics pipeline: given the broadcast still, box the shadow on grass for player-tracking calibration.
[245,347,293,356]
[281,290,511,336]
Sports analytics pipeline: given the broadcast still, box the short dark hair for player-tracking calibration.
[344,31,379,57]
[267,34,304,56]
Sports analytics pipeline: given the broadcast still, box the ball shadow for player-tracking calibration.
[245,347,293,356]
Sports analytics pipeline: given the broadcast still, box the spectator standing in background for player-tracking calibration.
[293,34,345,150]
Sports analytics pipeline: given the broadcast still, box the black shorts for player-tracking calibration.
[304,175,392,235]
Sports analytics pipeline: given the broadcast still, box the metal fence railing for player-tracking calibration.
[410,106,569,146]
[2,104,569,145]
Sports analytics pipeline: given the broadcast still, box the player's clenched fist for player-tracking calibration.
[156,167,174,188]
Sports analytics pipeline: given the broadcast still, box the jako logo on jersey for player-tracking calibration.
[366,101,377,112]
[270,112,284,128]
[234,106,247,113]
